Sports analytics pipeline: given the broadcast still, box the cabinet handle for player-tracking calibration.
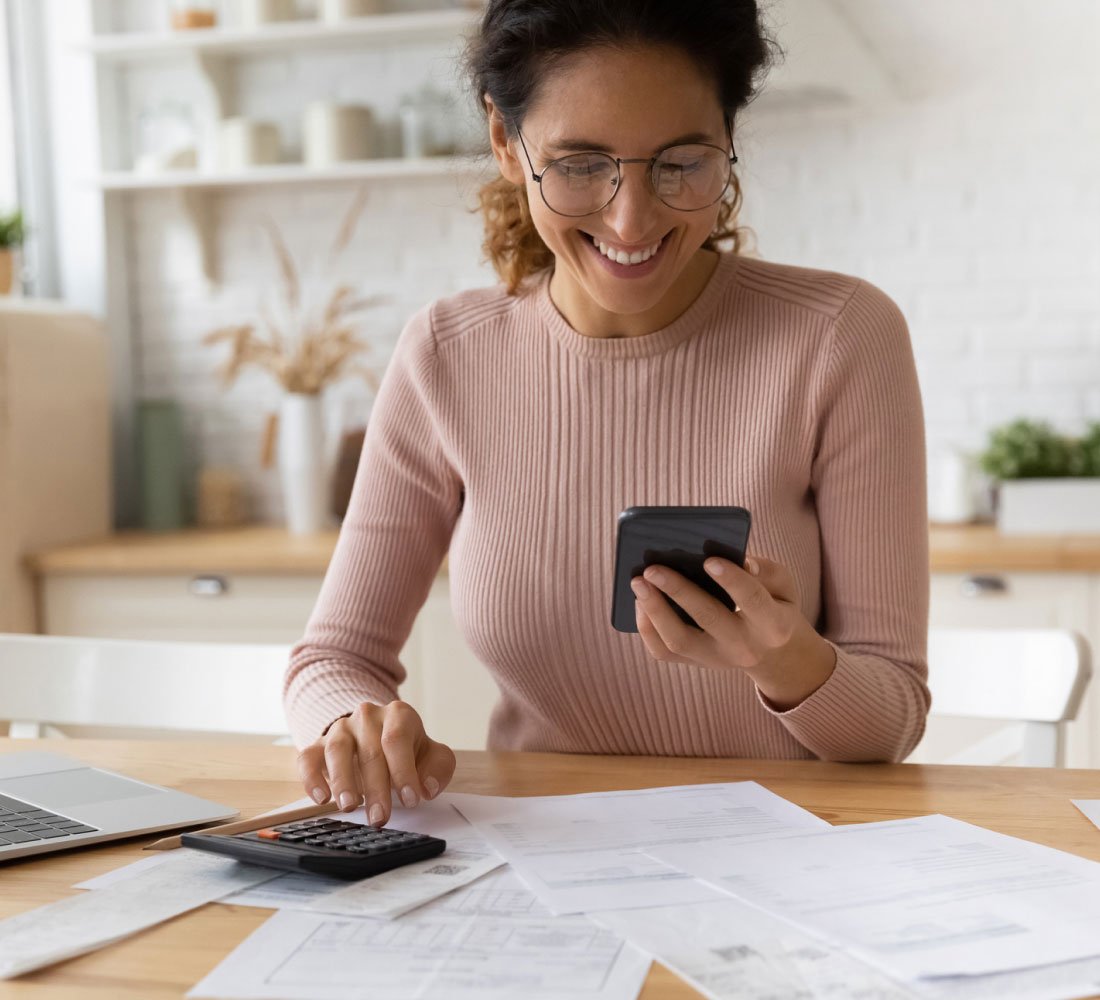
[959,575,1008,598]
[189,575,229,597]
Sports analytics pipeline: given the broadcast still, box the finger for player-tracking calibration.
[635,600,676,661]
[296,743,330,805]
[632,573,706,660]
[347,705,391,827]
[703,557,787,642]
[742,554,799,605]
[379,700,428,811]
[416,738,457,800]
[642,564,737,641]
[322,718,363,812]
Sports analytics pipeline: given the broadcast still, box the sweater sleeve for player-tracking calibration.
[284,303,463,748]
[760,280,931,762]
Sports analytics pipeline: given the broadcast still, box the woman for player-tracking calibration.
[286,0,930,826]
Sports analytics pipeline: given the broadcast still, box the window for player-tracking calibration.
[0,0,17,210]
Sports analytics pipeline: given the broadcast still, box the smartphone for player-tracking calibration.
[611,505,752,633]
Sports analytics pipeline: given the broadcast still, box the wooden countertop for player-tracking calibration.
[27,526,342,576]
[26,523,1100,577]
[4,739,1100,998]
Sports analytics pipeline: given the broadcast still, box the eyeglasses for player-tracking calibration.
[514,119,738,218]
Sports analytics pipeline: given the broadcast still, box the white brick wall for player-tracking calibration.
[739,32,1100,516]
[112,1,1100,523]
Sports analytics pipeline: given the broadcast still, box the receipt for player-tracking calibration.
[0,850,276,978]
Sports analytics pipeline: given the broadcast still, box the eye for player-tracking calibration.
[554,154,615,180]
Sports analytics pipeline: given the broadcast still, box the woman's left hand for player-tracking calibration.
[631,554,836,709]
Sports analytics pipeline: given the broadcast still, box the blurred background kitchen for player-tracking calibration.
[1,1,1098,762]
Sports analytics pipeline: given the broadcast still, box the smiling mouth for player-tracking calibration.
[581,231,668,266]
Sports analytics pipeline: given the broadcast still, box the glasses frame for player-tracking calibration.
[514,117,738,218]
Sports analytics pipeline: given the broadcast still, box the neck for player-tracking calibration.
[548,249,720,339]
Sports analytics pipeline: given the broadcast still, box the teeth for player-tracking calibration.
[593,236,663,265]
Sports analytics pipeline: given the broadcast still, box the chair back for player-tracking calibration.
[0,632,290,738]
[925,627,1092,767]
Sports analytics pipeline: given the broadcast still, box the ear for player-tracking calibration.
[485,95,527,187]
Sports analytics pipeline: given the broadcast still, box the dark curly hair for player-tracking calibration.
[464,0,779,293]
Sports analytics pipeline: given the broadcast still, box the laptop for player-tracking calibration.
[0,751,238,862]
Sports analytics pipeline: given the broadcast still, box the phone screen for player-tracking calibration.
[611,505,752,633]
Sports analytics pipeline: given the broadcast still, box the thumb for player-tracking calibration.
[417,738,457,800]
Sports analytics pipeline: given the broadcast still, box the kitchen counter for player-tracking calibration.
[26,525,341,576]
[25,523,1100,576]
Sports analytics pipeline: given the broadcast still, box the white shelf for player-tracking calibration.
[94,155,487,191]
[79,9,478,61]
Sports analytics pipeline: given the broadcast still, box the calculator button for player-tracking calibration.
[256,829,281,840]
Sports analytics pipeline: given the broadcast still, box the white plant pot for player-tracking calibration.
[996,478,1100,535]
[279,393,329,534]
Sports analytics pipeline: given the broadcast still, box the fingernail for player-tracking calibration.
[369,803,384,827]
[631,579,650,598]
[746,557,759,576]
[311,787,327,804]
[424,776,440,799]
[645,568,665,586]
[338,792,356,811]
[705,559,724,576]
[401,785,419,808]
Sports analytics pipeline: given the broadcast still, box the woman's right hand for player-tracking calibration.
[296,700,457,827]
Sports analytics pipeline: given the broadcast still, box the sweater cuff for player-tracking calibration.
[754,642,925,762]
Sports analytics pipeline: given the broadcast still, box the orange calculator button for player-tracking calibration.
[256,828,281,840]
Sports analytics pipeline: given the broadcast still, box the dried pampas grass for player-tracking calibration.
[203,188,385,396]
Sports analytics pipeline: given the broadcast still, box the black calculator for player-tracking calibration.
[181,816,446,880]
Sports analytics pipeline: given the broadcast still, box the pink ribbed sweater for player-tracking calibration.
[285,252,930,761]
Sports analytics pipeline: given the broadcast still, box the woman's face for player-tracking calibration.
[489,44,729,320]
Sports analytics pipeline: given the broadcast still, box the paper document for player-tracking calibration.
[649,813,1100,980]
[0,850,276,978]
[1073,800,1100,833]
[594,897,915,1000]
[189,896,651,999]
[594,892,1100,1000]
[449,781,829,914]
[415,866,555,918]
[78,794,502,916]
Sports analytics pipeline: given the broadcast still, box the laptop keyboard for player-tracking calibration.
[0,793,98,845]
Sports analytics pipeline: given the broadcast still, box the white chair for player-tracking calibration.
[0,633,290,740]
[923,627,1092,767]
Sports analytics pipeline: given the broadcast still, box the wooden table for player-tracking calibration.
[3,740,1100,998]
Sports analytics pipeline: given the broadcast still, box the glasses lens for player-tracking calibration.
[652,145,731,209]
[541,153,618,216]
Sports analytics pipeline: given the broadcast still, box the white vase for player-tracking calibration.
[279,393,329,534]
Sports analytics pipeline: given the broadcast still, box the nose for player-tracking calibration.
[599,162,661,245]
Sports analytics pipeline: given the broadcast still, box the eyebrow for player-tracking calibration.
[545,132,716,155]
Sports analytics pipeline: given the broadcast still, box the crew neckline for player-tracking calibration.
[534,251,739,360]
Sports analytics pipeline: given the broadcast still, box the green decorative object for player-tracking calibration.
[0,209,23,248]
[1075,422,1100,478]
[980,419,1100,534]
[978,419,1076,480]
[137,399,187,531]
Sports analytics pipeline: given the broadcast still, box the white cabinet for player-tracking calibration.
[38,569,495,749]
[922,571,1099,768]
[40,573,326,644]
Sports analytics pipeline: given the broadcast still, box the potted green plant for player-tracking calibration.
[979,418,1100,534]
[0,209,24,296]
